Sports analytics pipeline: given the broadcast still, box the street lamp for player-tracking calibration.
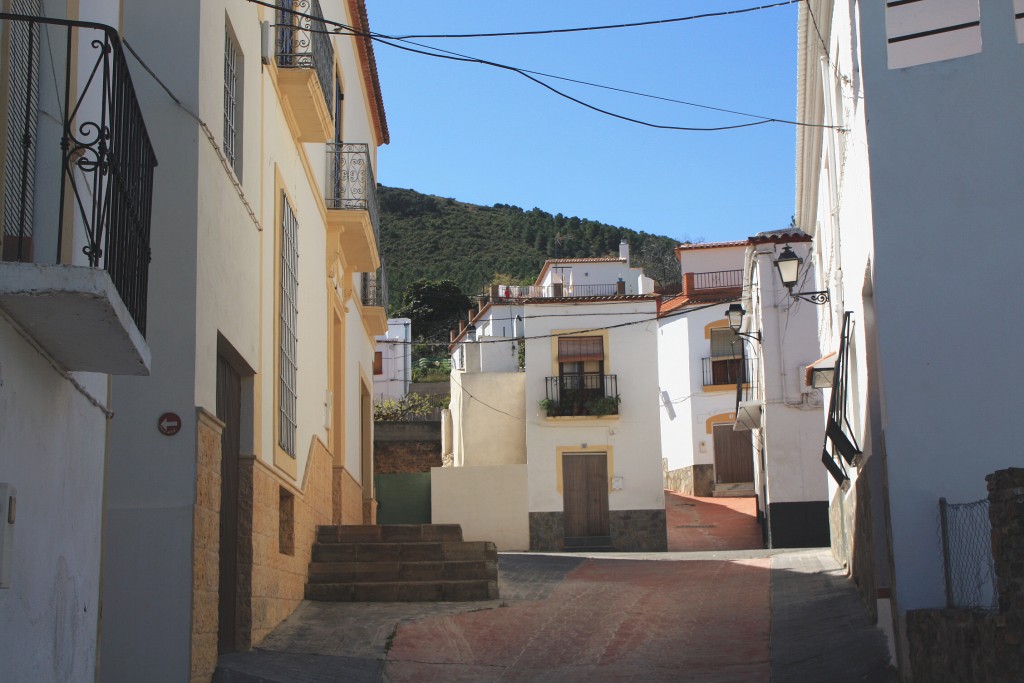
[466,324,477,342]
[724,303,761,342]
[774,245,830,305]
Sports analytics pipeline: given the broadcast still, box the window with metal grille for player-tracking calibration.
[278,194,298,457]
[2,0,41,261]
[223,26,242,179]
[709,327,744,385]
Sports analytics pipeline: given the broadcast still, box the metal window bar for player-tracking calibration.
[223,30,239,173]
[0,13,157,335]
[276,0,334,115]
[325,141,379,244]
[693,269,743,290]
[544,374,618,417]
[279,194,299,457]
[2,3,39,255]
[939,497,998,610]
[703,357,753,387]
[361,262,388,311]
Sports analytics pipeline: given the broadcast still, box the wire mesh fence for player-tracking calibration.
[939,497,998,610]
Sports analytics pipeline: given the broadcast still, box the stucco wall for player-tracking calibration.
[856,0,1024,612]
[451,371,526,467]
[0,320,108,683]
[431,465,529,551]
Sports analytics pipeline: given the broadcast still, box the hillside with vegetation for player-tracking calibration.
[378,186,688,311]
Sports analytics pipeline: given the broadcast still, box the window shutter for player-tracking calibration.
[710,328,741,358]
[558,336,604,362]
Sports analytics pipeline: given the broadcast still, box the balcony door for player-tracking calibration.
[557,336,604,414]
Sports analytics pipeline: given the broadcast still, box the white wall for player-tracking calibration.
[677,244,746,276]
[524,300,664,513]
[374,318,411,400]
[431,464,529,550]
[0,321,108,683]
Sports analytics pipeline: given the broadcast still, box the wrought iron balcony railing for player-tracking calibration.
[0,14,157,335]
[703,356,753,387]
[489,282,622,300]
[361,262,388,311]
[543,374,619,417]
[693,269,743,290]
[326,142,379,232]
[276,0,334,115]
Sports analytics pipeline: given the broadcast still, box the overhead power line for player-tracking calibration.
[249,0,843,132]
[393,1,801,39]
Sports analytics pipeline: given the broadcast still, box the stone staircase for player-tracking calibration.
[304,524,498,602]
[712,482,755,498]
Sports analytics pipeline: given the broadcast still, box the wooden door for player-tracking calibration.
[713,423,754,484]
[216,354,241,654]
[562,453,610,542]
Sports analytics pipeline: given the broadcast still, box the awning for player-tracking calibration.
[804,352,837,388]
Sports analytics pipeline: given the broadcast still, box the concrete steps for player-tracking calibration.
[713,482,755,498]
[305,524,498,602]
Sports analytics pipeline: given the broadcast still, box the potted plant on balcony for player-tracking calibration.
[586,394,621,417]
[538,398,557,417]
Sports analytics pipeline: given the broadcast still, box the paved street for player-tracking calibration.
[215,496,896,683]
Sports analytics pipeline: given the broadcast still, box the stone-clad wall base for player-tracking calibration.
[529,509,667,552]
[245,439,333,647]
[191,409,224,683]
[665,465,714,497]
[609,509,667,551]
[332,465,363,525]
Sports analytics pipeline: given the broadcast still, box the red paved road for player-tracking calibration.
[385,556,771,682]
[666,491,764,552]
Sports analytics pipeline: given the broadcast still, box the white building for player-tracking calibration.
[0,5,156,680]
[374,318,412,400]
[738,231,829,548]
[658,241,750,498]
[439,245,666,552]
[95,1,389,680]
[795,0,1024,674]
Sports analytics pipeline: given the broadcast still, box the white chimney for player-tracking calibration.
[619,239,630,266]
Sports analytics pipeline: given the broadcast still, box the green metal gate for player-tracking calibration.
[374,472,431,524]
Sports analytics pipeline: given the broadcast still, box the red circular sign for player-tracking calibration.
[157,412,182,436]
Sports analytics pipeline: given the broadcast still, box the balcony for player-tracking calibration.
[489,282,625,301]
[702,357,753,388]
[275,0,335,142]
[682,269,743,300]
[542,374,619,418]
[325,142,380,272]
[0,15,156,375]
[360,263,388,336]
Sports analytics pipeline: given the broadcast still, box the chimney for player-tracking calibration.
[619,240,630,266]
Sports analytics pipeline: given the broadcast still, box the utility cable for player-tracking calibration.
[394,1,800,39]
[251,0,842,131]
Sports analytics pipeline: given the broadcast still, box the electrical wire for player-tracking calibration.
[393,1,800,39]
[251,0,843,131]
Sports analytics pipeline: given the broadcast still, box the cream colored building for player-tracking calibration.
[0,3,156,681]
[98,1,389,681]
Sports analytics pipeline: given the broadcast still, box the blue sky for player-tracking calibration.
[362,1,798,245]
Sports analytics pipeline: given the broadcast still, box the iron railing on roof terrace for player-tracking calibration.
[543,374,619,417]
[693,269,742,290]
[326,142,380,239]
[361,262,388,311]
[276,0,334,115]
[489,282,621,300]
[0,13,157,335]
